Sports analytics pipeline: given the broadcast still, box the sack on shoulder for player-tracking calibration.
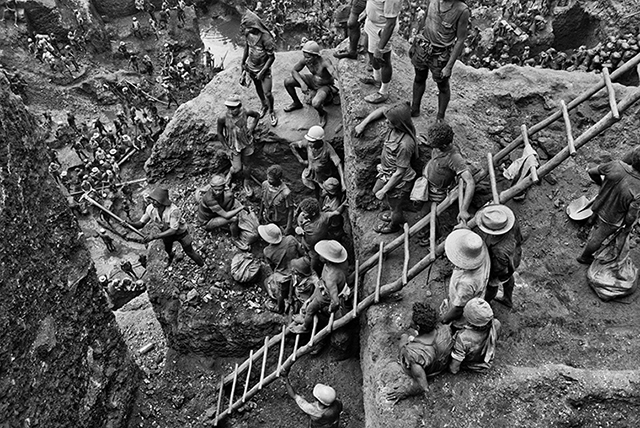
[410,176,429,202]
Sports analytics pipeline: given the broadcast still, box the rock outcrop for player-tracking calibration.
[24,0,110,52]
[143,49,344,357]
[0,79,140,427]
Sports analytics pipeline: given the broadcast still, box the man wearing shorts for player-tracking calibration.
[241,10,278,126]
[333,0,367,59]
[217,96,260,196]
[410,0,469,120]
[283,40,337,128]
[361,0,401,104]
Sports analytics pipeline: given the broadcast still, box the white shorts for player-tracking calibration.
[364,19,393,54]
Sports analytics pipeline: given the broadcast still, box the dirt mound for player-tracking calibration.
[0,78,140,427]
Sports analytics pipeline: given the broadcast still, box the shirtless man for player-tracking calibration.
[283,40,336,128]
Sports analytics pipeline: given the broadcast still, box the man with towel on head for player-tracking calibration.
[450,297,501,373]
[241,9,278,126]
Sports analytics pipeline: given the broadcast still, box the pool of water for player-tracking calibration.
[199,13,244,69]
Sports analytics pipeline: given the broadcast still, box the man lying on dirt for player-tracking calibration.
[289,240,347,335]
[449,298,501,373]
[129,188,205,267]
[283,376,343,428]
[283,40,337,128]
[197,174,247,247]
[385,302,452,403]
[577,148,640,264]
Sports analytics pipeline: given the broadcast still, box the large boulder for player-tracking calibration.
[0,77,140,426]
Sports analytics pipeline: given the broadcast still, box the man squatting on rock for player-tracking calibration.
[283,40,337,128]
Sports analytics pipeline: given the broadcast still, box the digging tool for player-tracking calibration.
[80,193,145,238]
[566,195,596,221]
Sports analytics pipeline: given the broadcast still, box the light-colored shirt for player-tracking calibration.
[365,0,401,27]
[448,250,490,308]
[140,203,187,234]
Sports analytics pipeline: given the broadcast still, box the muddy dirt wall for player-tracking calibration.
[0,82,140,427]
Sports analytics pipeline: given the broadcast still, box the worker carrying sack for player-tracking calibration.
[231,253,261,283]
[587,228,637,301]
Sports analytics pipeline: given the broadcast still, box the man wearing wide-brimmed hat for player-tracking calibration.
[450,297,501,374]
[283,376,343,427]
[129,188,204,267]
[474,204,522,308]
[440,229,490,326]
[258,223,304,313]
[289,240,347,334]
[217,96,260,196]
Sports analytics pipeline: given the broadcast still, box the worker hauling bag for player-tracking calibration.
[587,227,638,301]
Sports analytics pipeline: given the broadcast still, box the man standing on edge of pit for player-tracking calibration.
[409,0,469,120]
[361,0,402,104]
[241,9,278,127]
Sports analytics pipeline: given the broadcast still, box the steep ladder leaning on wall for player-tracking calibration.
[208,53,640,426]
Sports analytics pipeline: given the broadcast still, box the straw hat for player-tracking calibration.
[444,229,487,270]
[224,96,242,108]
[147,188,172,206]
[313,384,336,406]
[314,240,347,263]
[475,204,515,235]
[258,224,283,244]
[463,297,494,327]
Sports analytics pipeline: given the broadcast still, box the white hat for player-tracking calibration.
[444,229,487,270]
[475,204,515,235]
[257,224,283,244]
[313,384,336,406]
[224,96,242,108]
[305,125,325,141]
[314,240,347,264]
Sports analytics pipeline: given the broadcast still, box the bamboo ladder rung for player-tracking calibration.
[602,67,620,119]
[258,336,269,390]
[559,100,576,156]
[242,350,253,403]
[213,378,224,426]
